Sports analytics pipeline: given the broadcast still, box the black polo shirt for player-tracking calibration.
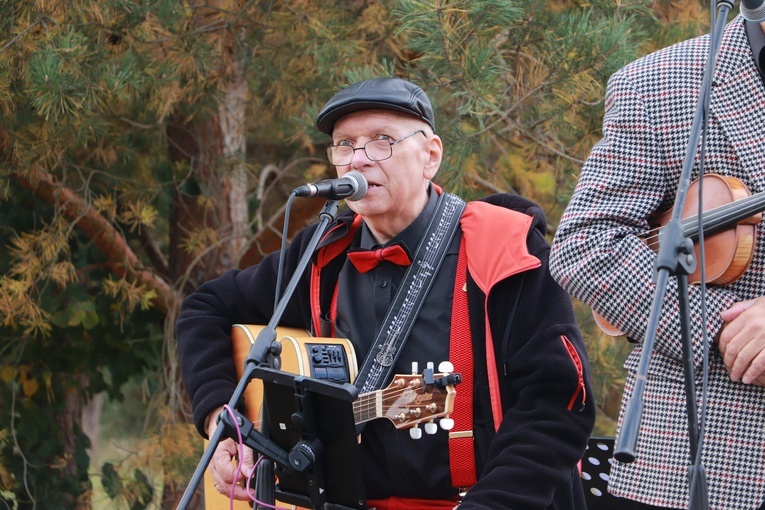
[334,187,462,500]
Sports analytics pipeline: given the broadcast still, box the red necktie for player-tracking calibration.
[346,242,412,273]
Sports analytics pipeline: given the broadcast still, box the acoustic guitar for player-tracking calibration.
[205,324,458,509]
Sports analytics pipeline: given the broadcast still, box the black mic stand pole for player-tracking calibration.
[177,199,341,510]
[613,1,733,508]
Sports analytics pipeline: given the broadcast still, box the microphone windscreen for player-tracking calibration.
[742,0,765,21]
[344,171,368,201]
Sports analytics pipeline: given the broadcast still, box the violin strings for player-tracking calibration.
[642,192,765,247]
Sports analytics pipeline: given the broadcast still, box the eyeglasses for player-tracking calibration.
[326,130,426,166]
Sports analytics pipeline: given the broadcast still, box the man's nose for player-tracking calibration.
[351,145,373,166]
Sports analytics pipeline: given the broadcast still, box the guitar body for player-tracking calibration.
[204,325,458,509]
[205,325,358,510]
[229,324,359,425]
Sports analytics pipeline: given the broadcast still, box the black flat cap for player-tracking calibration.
[316,78,436,135]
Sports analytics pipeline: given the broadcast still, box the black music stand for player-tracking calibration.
[177,200,357,510]
[581,437,648,510]
[248,366,367,510]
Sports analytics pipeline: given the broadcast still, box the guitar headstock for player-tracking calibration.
[379,365,461,437]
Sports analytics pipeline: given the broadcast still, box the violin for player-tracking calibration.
[594,173,764,336]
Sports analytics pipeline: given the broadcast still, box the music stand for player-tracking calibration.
[251,365,367,510]
[581,437,647,510]
[176,200,354,510]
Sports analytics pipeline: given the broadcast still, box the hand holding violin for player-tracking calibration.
[719,297,765,387]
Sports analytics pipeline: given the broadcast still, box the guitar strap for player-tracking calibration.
[353,192,466,394]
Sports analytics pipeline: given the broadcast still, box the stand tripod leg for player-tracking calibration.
[676,274,708,509]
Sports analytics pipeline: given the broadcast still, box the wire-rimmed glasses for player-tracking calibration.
[326,130,425,166]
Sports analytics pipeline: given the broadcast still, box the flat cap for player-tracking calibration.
[316,78,436,135]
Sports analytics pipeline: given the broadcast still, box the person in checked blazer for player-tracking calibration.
[550,14,765,510]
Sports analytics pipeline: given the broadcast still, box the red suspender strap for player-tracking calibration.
[310,265,323,336]
[448,241,476,488]
[310,215,363,335]
[309,267,340,337]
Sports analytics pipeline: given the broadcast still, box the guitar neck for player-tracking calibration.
[250,375,455,430]
[249,392,381,430]
[252,392,381,429]
[682,189,765,239]
[354,391,381,424]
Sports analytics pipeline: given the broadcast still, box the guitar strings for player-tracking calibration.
[352,385,451,427]
[249,385,448,429]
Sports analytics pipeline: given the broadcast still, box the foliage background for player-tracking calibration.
[0,0,719,507]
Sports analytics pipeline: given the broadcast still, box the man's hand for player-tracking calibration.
[719,297,765,386]
[207,406,256,500]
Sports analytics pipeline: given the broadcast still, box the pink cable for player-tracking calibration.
[222,405,291,510]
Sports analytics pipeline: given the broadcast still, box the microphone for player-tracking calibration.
[292,171,368,201]
[742,0,765,21]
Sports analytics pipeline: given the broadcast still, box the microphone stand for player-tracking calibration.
[613,2,733,508]
[176,199,341,510]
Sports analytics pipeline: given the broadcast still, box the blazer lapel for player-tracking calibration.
[712,17,765,185]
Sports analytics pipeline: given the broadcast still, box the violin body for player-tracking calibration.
[594,173,763,336]
[647,174,759,285]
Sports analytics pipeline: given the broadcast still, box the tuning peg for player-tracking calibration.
[438,361,454,373]
[410,426,422,440]
[424,422,438,435]
[411,361,418,374]
[439,418,454,431]
[423,362,436,386]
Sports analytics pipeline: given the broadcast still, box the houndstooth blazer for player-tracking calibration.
[550,15,765,510]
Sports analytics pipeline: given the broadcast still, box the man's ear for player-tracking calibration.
[424,134,443,180]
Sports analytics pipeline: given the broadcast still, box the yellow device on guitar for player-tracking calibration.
[205,325,458,509]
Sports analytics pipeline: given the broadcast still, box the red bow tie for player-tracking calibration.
[347,242,412,273]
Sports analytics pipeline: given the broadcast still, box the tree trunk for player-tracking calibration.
[81,393,103,461]
[167,86,249,291]
[162,481,204,510]
[164,7,249,507]
[58,372,91,510]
